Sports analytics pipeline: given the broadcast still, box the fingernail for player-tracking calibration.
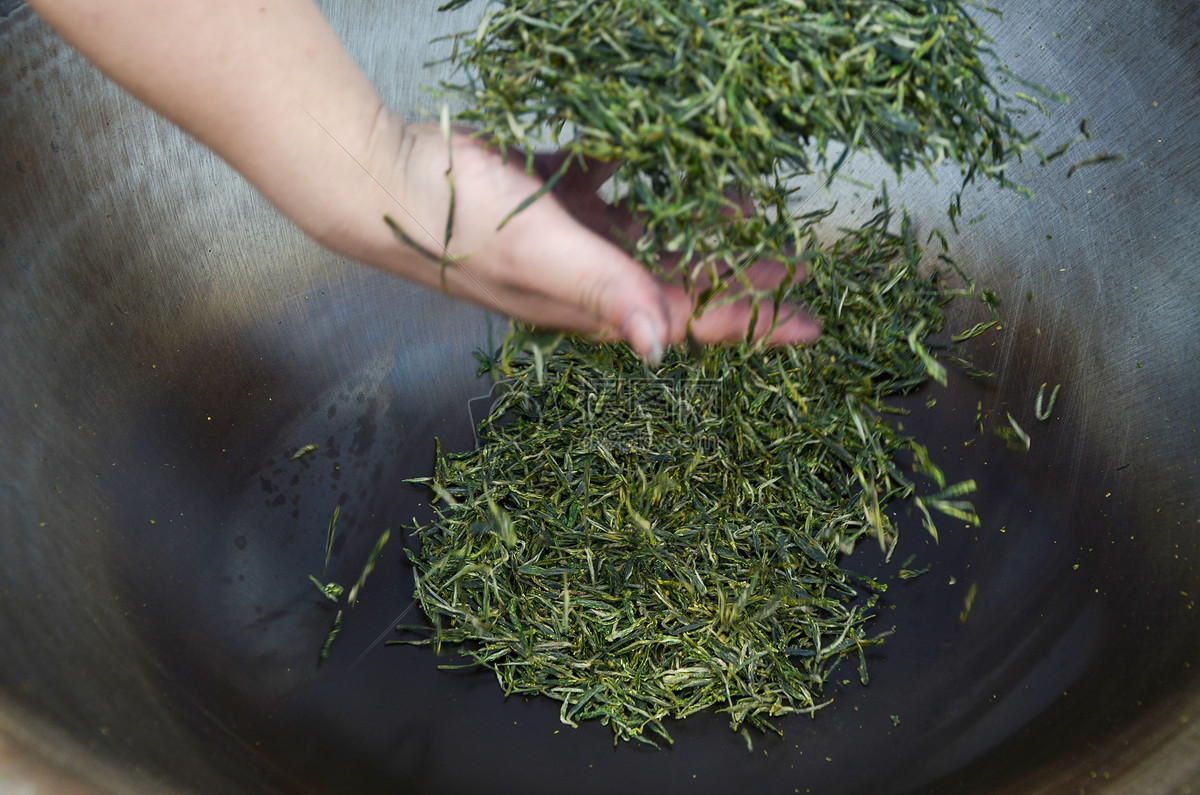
[623,310,664,367]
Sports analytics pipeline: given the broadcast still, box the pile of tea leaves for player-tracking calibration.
[385,0,1060,746]
[397,208,985,745]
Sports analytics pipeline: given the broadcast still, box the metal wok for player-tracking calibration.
[2,1,1198,792]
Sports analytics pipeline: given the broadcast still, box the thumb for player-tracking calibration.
[558,237,671,364]
[499,195,670,365]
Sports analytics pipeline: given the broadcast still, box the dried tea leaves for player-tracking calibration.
[398,213,980,745]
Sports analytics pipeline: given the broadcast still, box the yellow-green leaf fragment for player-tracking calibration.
[1034,383,1061,421]
[292,443,319,460]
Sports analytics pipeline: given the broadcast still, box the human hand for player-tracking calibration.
[348,119,822,364]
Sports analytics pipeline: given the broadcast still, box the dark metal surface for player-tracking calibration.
[1,2,1198,793]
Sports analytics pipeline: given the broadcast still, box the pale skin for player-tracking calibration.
[28,0,822,363]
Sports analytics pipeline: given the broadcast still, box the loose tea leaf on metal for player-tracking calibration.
[397,210,982,745]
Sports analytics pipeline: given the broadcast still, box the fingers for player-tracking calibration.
[659,280,822,348]
[440,212,819,358]
[495,196,819,354]
[541,160,818,350]
[424,131,820,361]
[649,245,819,347]
[488,194,672,363]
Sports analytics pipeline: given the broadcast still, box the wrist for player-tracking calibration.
[298,107,419,267]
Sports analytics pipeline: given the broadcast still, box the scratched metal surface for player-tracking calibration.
[1,1,1198,793]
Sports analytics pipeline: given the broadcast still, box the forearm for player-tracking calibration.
[28,0,412,263]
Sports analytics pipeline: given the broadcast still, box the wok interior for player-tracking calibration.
[2,1,1198,792]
